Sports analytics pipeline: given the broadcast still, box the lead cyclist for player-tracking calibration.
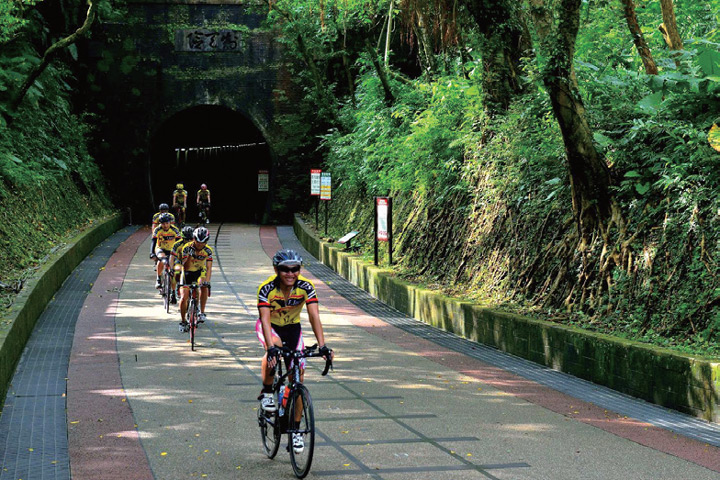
[256,249,334,454]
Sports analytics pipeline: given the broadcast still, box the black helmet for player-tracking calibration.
[159,213,173,223]
[272,249,303,267]
[182,225,194,240]
[159,203,170,211]
[193,226,210,243]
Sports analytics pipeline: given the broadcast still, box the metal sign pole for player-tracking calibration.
[325,200,329,236]
[388,197,393,265]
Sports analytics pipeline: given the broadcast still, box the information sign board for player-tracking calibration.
[258,170,269,192]
[311,169,322,196]
[376,197,389,242]
[320,172,332,200]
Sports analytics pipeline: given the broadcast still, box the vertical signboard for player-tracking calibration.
[320,172,332,200]
[310,169,322,196]
[376,197,389,241]
[374,197,393,265]
[257,170,269,192]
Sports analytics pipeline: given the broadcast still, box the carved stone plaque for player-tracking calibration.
[175,29,243,52]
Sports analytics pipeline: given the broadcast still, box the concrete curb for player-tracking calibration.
[293,214,720,422]
[0,214,124,405]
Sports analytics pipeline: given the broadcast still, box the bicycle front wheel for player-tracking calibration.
[258,404,281,458]
[288,385,315,478]
[163,271,172,313]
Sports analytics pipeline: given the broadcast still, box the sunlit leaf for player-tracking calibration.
[708,124,720,152]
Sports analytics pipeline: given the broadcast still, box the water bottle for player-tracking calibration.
[278,386,287,417]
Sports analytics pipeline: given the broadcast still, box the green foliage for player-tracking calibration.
[275,0,720,357]
[0,1,42,44]
[0,1,115,312]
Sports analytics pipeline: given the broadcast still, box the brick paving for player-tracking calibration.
[0,227,137,480]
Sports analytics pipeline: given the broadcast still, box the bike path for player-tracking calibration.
[88,223,720,479]
[6,223,718,479]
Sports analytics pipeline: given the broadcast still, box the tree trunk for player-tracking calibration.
[529,0,612,244]
[619,0,658,75]
[365,39,395,104]
[414,10,436,77]
[659,0,683,67]
[295,33,339,123]
[9,0,99,115]
[343,53,356,107]
[462,0,531,113]
[384,0,394,66]
[659,0,683,51]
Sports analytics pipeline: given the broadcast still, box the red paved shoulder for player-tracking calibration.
[67,228,154,480]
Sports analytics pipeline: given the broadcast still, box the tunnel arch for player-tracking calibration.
[149,105,273,223]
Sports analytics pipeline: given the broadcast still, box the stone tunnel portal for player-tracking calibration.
[149,105,272,224]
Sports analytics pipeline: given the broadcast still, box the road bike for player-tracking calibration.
[173,204,186,226]
[182,283,201,350]
[257,344,332,478]
[198,202,210,224]
[159,257,173,313]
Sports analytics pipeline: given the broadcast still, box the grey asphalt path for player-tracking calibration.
[113,224,720,479]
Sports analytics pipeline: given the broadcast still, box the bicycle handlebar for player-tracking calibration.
[274,344,333,376]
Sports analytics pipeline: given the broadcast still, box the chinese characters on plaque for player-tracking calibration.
[176,29,243,52]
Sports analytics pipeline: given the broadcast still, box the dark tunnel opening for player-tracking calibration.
[149,105,272,224]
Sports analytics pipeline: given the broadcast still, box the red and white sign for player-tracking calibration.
[310,169,322,196]
[376,197,389,242]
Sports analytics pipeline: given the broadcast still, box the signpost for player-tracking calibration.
[374,197,392,265]
[311,169,321,228]
[320,172,332,235]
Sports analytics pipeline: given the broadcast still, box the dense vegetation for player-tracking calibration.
[0,0,115,313]
[262,0,720,356]
[2,0,719,358]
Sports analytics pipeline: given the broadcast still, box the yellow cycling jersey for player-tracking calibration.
[181,242,213,273]
[171,239,190,266]
[257,274,318,327]
[197,189,211,202]
[152,224,181,251]
[173,189,187,204]
[152,211,176,225]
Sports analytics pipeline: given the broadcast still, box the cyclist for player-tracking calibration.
[151,203,175,231]
[172,183,188,225]
[196,184,211,224]
[256,249,333,453]
[179,226,213,330]
[168,225,194,305]
[150,213,181,289]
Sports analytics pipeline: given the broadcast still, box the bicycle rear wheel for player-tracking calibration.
[258,404,281,458]
[189,299,198,351]
[288,385,315,478]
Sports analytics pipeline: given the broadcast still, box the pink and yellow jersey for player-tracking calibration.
[257,274,318,327]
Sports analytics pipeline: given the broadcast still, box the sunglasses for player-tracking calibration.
[278,265,301,273]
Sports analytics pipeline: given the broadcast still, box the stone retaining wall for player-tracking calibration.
[0,215,123,403]
[294,214,720,422]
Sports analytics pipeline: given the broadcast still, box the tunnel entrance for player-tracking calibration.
[149,105,271,223]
